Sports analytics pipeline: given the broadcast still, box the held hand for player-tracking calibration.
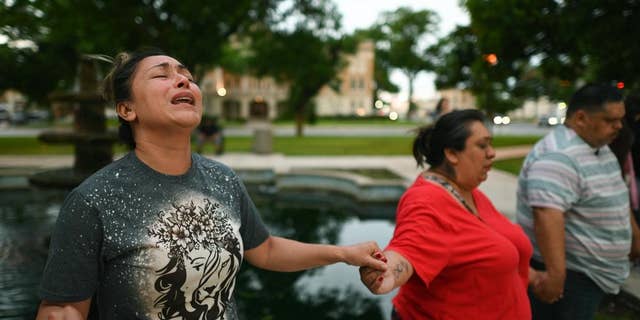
[359,252,395,294]
[342,241,388,272]
[528,268,543,287]
[531,271,564,304]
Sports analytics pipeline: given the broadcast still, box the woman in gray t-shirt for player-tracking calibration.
[36,48,388,320]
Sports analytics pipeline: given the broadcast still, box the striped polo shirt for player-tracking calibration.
[516,125,631,294]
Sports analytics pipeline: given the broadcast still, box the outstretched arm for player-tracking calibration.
[360,250,413,295]
[36,298,91,320]
[244,235,387,272]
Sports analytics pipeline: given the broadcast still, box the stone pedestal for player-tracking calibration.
[29,55,116,189]
[253,128,273,154]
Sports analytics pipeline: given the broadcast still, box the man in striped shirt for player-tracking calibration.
[517,83,640,320]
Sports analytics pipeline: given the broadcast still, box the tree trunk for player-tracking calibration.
[295,111,305,137]
[406,73,416,119]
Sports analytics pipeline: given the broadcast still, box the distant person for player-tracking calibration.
[517,83,640,320]
[626,94,640,222]
[36,48,387,320]
[608,103,638,218]
[360,109,537,319]
[430,97,451,121]
[196,116,224,155]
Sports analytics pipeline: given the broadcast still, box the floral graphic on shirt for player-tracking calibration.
[148,198,241,319]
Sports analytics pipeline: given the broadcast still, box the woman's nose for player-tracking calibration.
[487,146,496,159]
[176,74,190,88]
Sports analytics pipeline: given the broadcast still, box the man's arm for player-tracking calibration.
[532,206,566,303]
[36,298,91,320]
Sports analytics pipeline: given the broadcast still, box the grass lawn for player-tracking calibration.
[0,135,541,156]
[492,157,525,175]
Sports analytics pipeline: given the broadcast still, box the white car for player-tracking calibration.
[492,114,511,125]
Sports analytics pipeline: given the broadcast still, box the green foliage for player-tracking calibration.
[247,0,346,136]
[459,0,640,104]
[1,0,281,104]
[368,7,439,117]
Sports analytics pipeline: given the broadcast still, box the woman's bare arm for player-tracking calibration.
[244,235,387,272]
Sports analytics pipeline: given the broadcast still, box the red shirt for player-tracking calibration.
[386,176,532,319]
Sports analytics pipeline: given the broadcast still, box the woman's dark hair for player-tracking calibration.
[102,48,167,149]
[413,109,487,170]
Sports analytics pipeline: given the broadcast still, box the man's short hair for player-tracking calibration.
[567,83,624,118]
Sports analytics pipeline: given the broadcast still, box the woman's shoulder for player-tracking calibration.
[192,153,240,179]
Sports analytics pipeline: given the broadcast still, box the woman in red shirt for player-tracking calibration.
[361,109,540,319]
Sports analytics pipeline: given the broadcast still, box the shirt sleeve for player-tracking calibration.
[39,189,102,302]
[237,178,270,250]
[386,190,452,286]
[525,152,580,212]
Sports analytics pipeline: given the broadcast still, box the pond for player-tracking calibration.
[0,183,398,319]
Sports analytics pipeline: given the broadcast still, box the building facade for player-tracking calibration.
[199,41,376,120]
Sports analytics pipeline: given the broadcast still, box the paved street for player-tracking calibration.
[0,121,553,137]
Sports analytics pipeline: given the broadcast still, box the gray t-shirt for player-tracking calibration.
[39,152,270,319]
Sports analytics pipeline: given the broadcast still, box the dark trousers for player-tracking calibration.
[529,259,606,320]
[391,307,402,320]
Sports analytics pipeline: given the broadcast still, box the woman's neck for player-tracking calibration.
[134,139,192,175]
[426,169,472,196]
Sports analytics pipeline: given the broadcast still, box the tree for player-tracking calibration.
[463,0,640,102]
[429,26,524,115]
[369,7,439,118]
[247,0,348,136]
[0,0,281,105]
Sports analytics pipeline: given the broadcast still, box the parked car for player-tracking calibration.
[0,107,9,122]
[492,114,511,125]
[27,110,51,122]
[538,108,566,127]
[9,111,27,125]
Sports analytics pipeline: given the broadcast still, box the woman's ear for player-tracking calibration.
[444,148,459,165]
[116,102,136,121]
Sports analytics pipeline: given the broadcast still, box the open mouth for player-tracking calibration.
[171,94,195,106]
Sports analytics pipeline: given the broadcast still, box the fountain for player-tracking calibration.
[29,55,118,189]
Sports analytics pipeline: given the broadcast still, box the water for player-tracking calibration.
[0,186,397,319]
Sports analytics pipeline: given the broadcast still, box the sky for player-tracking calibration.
[335,0,470,101]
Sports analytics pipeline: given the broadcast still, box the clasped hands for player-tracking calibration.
[529,268,565,304]
[359,251,398,294]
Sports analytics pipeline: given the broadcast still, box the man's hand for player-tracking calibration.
[531,271,565,304]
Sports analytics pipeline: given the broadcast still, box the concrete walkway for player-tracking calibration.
[1,145,639,301]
